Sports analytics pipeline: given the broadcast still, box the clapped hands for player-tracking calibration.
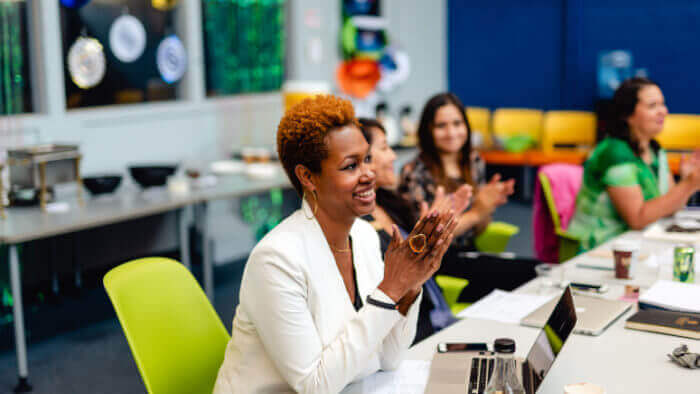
[379,205,458,314]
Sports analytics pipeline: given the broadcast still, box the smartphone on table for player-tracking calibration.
[569,282,609,294]
[437,342,488,353]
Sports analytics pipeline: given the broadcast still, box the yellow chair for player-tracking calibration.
[466,106,492,148]
[492,108,544,143]
[541,111,596,152]
[657,114,700,151]
[104,257,230,394]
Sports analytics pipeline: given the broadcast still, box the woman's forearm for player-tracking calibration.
[454,206,489,236]
[610,179,696,230]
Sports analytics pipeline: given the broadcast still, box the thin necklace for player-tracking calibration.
[330,237,352,253]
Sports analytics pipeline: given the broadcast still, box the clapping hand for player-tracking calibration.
[680,150,700,188]
[472,174,515,215]
[421,184,474,218]
[379,206,458,308]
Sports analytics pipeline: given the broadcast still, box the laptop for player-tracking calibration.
[425,287,577,394]
[521,293,631,336]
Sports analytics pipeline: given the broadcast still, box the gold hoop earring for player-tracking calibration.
[302,190,318,220]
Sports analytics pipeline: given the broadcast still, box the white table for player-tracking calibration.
[346,227,699,393]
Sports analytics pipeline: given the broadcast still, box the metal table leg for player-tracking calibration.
[72,236,82,292]
[9,245,32,392]
[198,202,214,301]
[178,206,191,271]
[522,165,533,201]
[49,239,59,297]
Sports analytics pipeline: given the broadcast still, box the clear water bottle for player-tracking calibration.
[485,338,526,394]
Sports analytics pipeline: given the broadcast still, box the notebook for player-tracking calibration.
[625,309,700,340]
[638,280,700,314]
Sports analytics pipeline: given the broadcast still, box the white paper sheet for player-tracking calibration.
[360,360,431,394]
[456,289,556,323]
[639,280,700,314]
[642,222,700,244]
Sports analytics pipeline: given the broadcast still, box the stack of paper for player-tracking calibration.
[638,280,700,314]
[456,289,556,323]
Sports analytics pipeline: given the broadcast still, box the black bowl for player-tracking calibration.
[83,175,122,195]
[129,165,177,188]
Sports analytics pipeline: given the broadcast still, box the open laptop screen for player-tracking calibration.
[525,287,577,392]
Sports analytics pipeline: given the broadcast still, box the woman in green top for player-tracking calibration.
[569,77,700,251]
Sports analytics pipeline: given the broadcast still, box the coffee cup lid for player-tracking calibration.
[613,239,639,252]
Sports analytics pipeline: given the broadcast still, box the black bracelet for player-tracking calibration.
[366,294,398,311]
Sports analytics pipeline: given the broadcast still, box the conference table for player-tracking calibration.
[345,225,698,393]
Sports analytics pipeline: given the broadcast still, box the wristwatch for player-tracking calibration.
[366,294,399,311]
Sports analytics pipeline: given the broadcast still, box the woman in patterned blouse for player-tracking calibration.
[398,93,515,252]
[568,78,700,251]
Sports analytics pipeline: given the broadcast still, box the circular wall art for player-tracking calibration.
[157,35,187,84]
[109,14,147,63]
[68,36,106,89]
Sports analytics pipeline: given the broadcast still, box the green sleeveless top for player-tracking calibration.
[568,138,670,251]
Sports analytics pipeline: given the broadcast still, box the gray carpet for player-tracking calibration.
[0,201,533,394]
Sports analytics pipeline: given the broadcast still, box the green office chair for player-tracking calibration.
[538,172,580,262]
[474,221,520,253]
[104,257,230,394]
[436,222,519,315]
[435,275,471,315]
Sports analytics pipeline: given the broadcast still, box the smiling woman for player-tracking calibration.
[213,95,459,394]
[568,77,700,251]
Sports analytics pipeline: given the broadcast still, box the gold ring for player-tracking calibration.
[409,234,427,254]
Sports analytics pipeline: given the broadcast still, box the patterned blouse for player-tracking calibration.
[568,138,670,251]
[398,152,487,250]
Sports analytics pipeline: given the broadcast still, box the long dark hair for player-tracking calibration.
[358,118,417,229]
[416,92,473,191]
[609,77,661,155]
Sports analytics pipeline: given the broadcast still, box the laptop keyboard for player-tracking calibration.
[468,357,494,394]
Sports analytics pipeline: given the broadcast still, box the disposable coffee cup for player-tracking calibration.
[564,382,605,394]
[612,240,639,279]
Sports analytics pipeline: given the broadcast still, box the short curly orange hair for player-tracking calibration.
[277,94,360,196]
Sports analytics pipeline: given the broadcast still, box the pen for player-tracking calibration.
[576,263,614,271]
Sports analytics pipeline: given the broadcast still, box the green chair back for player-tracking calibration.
[104,257,230,394]
[474,221,520,254]
[435,275,471,315]
[538,172,580,263]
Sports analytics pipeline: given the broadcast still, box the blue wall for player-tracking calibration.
[448,0,700,114]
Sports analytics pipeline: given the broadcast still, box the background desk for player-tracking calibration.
[0,188,196,391]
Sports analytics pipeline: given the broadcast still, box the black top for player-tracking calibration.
[351,262,363,312]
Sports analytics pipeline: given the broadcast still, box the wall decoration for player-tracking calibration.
[202,0,285,96]
[336,58,380,99]
[376,45,410,92]
[337,0,410,99]
[60,0,180,108]
[0,0,32,115]
[67,36,106,89]
[108,13,147,63]
[156,34,187,84]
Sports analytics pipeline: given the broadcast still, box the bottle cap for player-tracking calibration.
[493,338,515,354]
